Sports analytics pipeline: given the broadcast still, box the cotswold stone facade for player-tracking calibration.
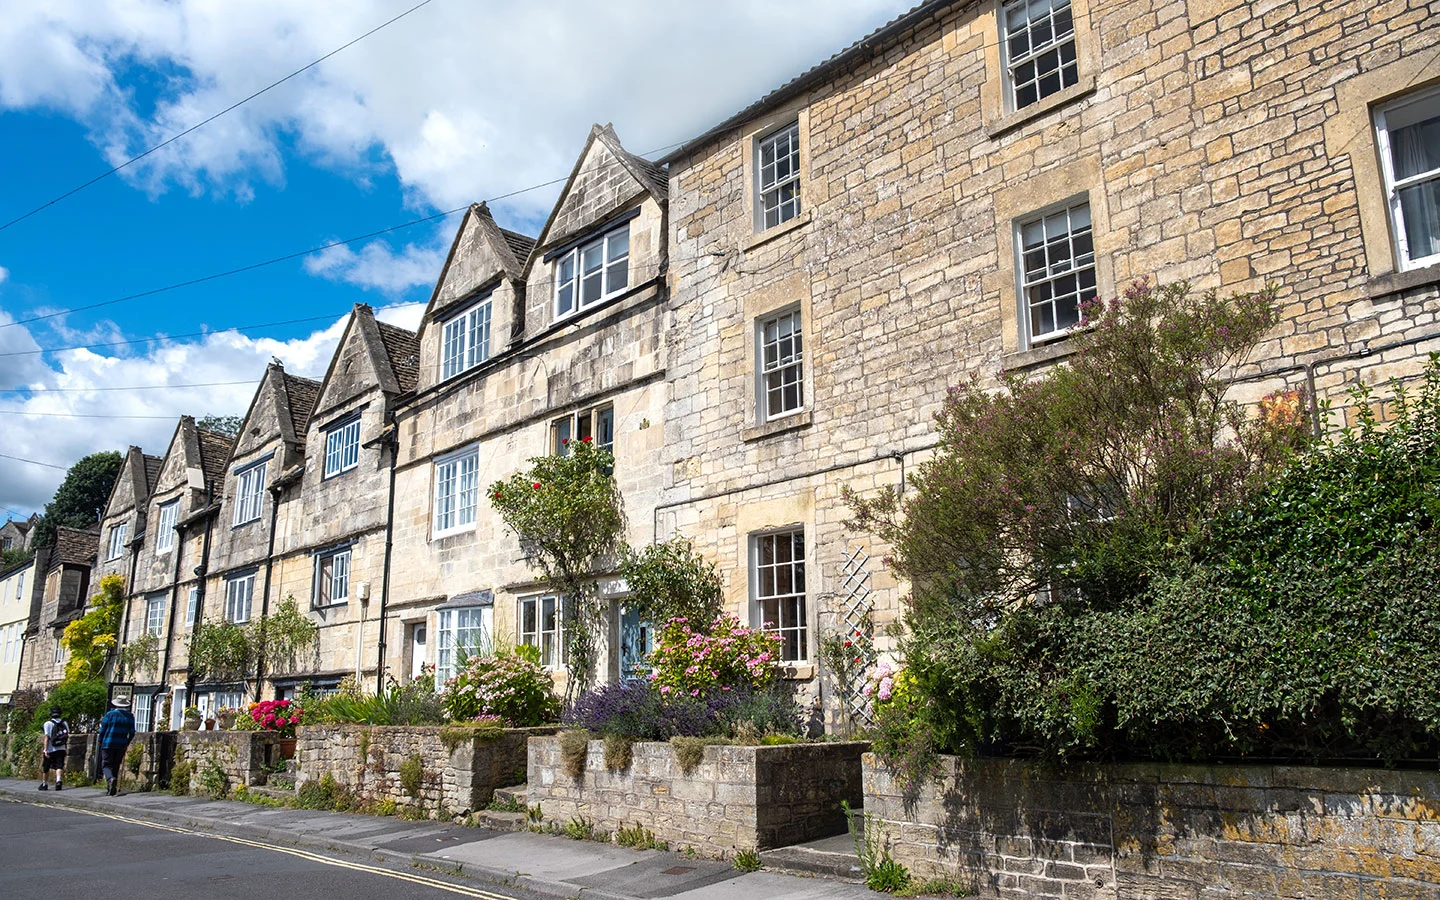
[657,0,1440,716]
[70,0,1439,727]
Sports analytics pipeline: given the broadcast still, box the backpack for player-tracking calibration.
[49,720,69,750]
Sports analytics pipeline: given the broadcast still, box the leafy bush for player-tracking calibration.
[315,677,445,726]
[440,648,560,726]
[565,679,801,742]
[619,537,724,628]
[60,574,125,682]
[168,759,191,795]
[32,679,108,732]
[887,357,1440,764]
[647,614,782,699]
[296,773,355,811]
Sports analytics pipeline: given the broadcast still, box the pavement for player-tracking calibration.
[0,778,875,900]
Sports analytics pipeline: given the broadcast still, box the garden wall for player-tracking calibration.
[295,725,555,818]
[528,736,868,853]
[864,754,1440,900]
[175,731,282,793]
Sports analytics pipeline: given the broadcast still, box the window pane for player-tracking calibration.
[596,407,615,451]
[1398,180,1440,261]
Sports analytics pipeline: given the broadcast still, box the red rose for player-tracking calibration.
[532,482,541,489]
[581,436,592,443]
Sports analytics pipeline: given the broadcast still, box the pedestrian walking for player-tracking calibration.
[39,706,69,791]
[97,697,137,796]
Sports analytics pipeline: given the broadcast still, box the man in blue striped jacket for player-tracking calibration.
[97,697,136,796]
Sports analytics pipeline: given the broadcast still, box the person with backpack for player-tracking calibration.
[97,696,137,796]
[39,706,69,791]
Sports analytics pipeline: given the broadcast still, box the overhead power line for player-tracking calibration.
[0,410,177,420]
[0,452,70,471]
[1,380,257,393]
[0,313,347,358]
[0,0,441,235]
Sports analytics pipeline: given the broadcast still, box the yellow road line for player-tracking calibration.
[11,798,513,900]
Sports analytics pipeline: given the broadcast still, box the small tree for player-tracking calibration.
[491,438,625,702]
[31,451,123,547]
[619,537,723,625]
[197,414,243,437]
[60,574,126,682]
[847,279,1310,620]
[255,596,319,675]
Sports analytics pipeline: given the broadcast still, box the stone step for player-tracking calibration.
[244,784,297,802]
[760,832,864,882]
[472,809,528,832]
[491,785,528,807]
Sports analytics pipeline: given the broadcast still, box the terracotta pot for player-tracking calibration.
[277,738,297,760]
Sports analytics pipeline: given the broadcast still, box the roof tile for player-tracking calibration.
[375,320,421,393]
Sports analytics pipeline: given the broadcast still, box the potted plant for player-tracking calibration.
[182,706,202,731]
[247,699,304,759]
[215,707,238,730]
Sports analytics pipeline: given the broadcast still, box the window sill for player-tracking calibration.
[782,663,815,680]
[312,601,349,612]
[1365,263,1440,300]
[986,75,1097,141]
[431,527,476,542]
[1001,337,1076,372]
[743,211,812,253]
[743,409,813,443]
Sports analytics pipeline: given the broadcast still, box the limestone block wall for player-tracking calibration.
[528,736,867,852]
[175,731,281,792]
[864,754,1440,900]
[295,725,554,817]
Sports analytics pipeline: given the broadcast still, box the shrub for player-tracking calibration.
[566,679,801,742]
[317,677,445,726]
[647,614,782,699]
[619,537,724,630]
[441,648,560,726]
[296,773,354,811]
[32,679,108,732]
[168,760,191,795]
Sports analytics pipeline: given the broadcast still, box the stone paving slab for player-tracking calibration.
[0,779,880,900]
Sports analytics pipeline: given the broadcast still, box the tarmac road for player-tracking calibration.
[0,798,540,900]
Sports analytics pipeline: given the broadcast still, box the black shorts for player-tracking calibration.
[42,750,66,772]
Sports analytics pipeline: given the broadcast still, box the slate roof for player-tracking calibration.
[195,429,235,487]
[615,145,669,200]
[500,229,537,267]
[282,373,322,439]
[52,525,98,569]
[142,454,164,494]
[376,320,421,393]
[661,0,955,163]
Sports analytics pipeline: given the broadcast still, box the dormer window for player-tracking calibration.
[555,224,629,318]
[441,296,493,381]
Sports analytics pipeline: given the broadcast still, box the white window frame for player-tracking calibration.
[432,446,479,537]
[145,593,165,637]
[54,641,66,664]
[435,606,493,686]
[107,523,128,560]
[313,547,352,608]
[15,571,24,600]
[441,297,494,381]
[323,416,362,478]
[751,528,808,663]
[1001,0,1080,112]
[155,500,179,553]
[1375,86,1440,272]
[1017,201,1097,346]
[757,308,805,422]
[550,404,615,456]
[224,572,255,624]
[755,121,802,231]
[554,224,630,318]
[133,692,153,733]
[518,594,565,670]
[185,586,199,627]
[232,461,267,526]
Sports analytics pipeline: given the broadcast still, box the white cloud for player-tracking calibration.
[0,302,420,516]
[0,266,8,285]
[304,239,447,294]
[0,0,914,221]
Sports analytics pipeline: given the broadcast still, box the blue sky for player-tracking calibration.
[0,0,914,519]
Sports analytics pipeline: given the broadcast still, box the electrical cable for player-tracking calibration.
[1,380,257,393]
[0,452,70,470]
[0,0,441,235]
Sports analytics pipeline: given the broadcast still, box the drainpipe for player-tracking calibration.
[373,420,400,693]
[152,518,187,720]
[112,534,144,681]
[181,513,216,723]
[254,481,283,701]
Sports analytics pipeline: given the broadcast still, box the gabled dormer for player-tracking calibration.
[97,446,161,575]
[224,363,320,529]
[521,123,668,341]
[416,204,535,392]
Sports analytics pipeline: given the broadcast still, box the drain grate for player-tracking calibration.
[661,866,697,875]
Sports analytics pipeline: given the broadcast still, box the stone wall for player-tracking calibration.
[528,736,867,853]
[175,731,282,793]
[295,725,554,818]
[864,753,1440,900]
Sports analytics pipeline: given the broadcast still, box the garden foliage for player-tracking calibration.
[619,537,724,626]
[439,647,560,726]
[850,281,1440,768]
[59,574,125,682]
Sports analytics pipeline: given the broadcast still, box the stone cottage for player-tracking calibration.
[656,0,1440,722]
[18,525,98,693]
[385,124,670,690]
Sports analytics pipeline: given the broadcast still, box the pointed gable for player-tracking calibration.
[528,123,668,263]
[151,416,233,509]
[230,363,320,465]
[100,446,153,521]
[312,305,420,420]
[426,203,533,322]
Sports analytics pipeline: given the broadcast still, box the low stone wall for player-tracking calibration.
[118,732,176,790]
[295,725,555,818]
[528,736,868,853]
[863,753,1440,900]
[175,731,282,793]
